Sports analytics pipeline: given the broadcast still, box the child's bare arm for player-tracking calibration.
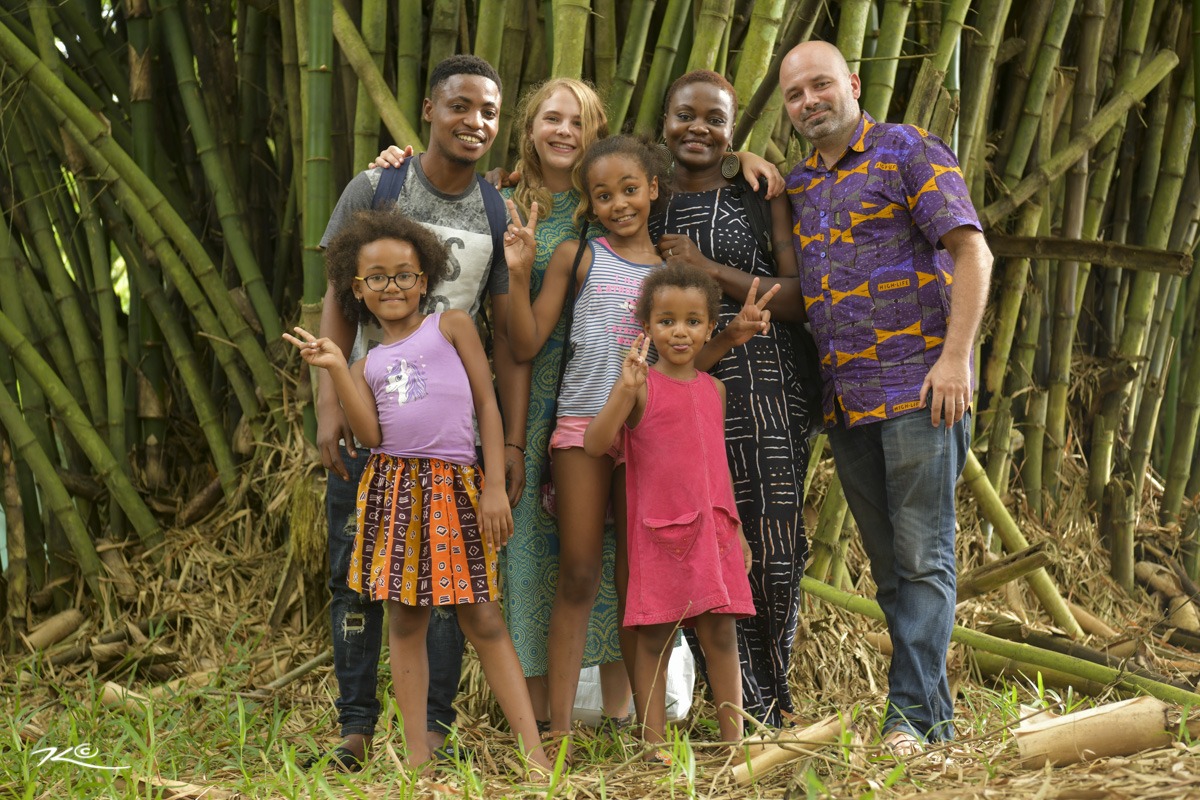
[284,327,381,447]
[585,334,651,457]
[507,235,589,361]
[697,277,782,371]
[442,310,514,551]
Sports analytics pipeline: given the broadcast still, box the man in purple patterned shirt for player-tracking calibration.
[780,40,992,755]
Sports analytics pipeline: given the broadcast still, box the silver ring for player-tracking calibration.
[668,248,674,257]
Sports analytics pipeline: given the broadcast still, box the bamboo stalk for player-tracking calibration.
[985,235,1193,275]
[349,0,386,171]
[800,576,1200,708]
[962,450,1085,638]
[633,0,690,137]
[605,0,655,130]
[1000,0,1076,189]
[1041,0,1107,507]
[731,0,785,118]
[2,435,26,647]
[154,0,280,341]
[686,0,732,72]
[804,473,849,583]
[0,311,163,552]
[331,0,425,152]
[0,386,106,603]
[490,0,529,170]
[980,49,1180,228]
[958,0,1013,186]
[731,0,819,149]
[834,0,871,70]
[956,542,1052,602]
[550,0,590,78]
[591,0,616,97]
[858,0,912,120]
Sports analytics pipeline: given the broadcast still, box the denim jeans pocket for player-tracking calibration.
[644,510,702,560]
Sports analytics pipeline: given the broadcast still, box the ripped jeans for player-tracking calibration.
[327,447,465,737]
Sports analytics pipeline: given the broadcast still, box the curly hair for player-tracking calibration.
[635,262,721,324]
[323,210,450,326]
[511,78,609,220]
[663,69,738,119]
[576,134,672,224]
[428,54,502,97]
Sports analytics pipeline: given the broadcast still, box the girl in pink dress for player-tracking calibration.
[583,262,777,755]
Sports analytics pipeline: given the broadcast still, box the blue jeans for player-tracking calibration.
[326,447,464,737]
[826,411,969,742]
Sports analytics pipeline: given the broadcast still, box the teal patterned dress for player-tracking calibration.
[497,188,622,677]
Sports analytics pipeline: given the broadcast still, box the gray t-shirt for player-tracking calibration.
[321,156,508,362]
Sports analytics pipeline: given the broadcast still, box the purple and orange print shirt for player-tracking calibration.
[786,112,982,428]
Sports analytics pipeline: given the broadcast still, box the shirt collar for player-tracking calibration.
[804,111,877,170]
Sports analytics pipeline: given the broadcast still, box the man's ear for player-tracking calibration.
[849,73,862,100]
[422,97,433,122]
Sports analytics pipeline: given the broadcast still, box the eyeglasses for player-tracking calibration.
[355,272,424,292]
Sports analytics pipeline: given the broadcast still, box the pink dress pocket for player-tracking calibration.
[643,510,703,560]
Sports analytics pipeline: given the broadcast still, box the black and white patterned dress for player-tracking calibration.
[652,187,814,726]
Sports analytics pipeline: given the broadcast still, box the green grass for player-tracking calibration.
[1,640,1180,800]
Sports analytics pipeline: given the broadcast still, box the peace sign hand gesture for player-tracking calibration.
[722,277,781,346]
[503,199,539,283]
[282,326,348,372]
[619,333,652,393]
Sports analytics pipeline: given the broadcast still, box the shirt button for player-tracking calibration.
[821,252,827,258]
[820,211,827,217]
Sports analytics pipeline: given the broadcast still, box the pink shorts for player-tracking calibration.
[549,415,625,467]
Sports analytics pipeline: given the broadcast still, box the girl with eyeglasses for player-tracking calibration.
[284,209,551,773]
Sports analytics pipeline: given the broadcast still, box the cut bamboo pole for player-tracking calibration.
[1014,696,1174,768]
[24,609,85,651]
[972,650,1110,697]
[962,451,1085,638]
[731,714,844,786]
[957,542,1052,602]
[1068,602,1119,639]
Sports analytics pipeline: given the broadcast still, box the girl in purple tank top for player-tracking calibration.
[584,263,778,760]
[284,210,551,774]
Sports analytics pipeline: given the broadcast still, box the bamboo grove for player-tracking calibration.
[0,0,1196,644]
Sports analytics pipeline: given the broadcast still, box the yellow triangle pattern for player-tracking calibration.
[836,161,869,184]
[829,227,854,245]
[906,163,964,209]
[875,320,923,342]
[847,404,889,425]
[836,344,877,366]
[848,202,902,228]
[831,281,871,304]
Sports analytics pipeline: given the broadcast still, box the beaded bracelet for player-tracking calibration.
[504,443,526,453]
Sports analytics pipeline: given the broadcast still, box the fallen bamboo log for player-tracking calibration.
[799,576,1200,707]
[1014,696,1174,767]
[957,542,1052,602]
[985,234,1193,275]
[962,452,1085,637]
[23,609,85,651]
[985,621,1196,692]
[732,714,845,786]
[1068,601,1119,639]
[972,651,1110,696]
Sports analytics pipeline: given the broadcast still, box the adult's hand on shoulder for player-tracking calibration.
[484,167,520,190]
[919,350,971,428]
[737,151,785,199]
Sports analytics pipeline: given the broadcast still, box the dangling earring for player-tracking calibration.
[657,141,675,175]
[720,150,740,180]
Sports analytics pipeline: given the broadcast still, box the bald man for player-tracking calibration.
[780,41,992,755]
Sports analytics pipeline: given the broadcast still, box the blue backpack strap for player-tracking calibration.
[371,161,410,210]
[476,175,508,268]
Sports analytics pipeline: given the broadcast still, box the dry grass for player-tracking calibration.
[5,410,1200,798]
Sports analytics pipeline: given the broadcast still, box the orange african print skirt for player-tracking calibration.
[347,454,500,606]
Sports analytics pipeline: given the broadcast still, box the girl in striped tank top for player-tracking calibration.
[502,136,670,746]
[285,211,550,774]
